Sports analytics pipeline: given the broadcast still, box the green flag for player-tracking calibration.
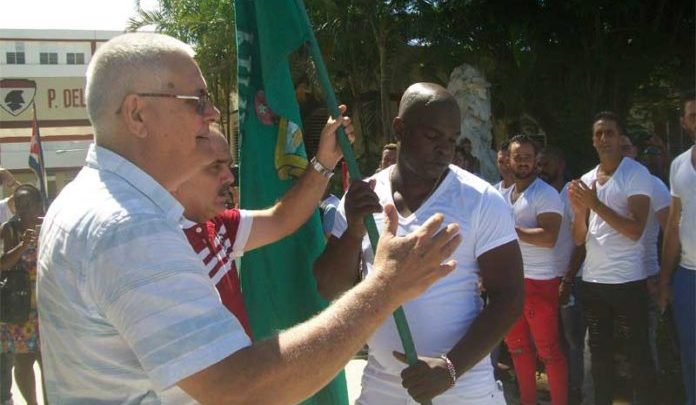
[235,1,349,404]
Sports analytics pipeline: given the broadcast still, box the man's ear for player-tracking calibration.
[393,116,405,142]
[120,94,148,139]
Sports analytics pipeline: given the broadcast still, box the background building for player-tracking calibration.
[0,29,121,199]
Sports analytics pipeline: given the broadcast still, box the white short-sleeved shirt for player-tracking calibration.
[642,175,671,276]
[494,180,512,196]
[0,197,13,225]
[555,183,579,277]
[38,145,251,404]
[506,177,563,280]
[670,146,696,270]
[581,157,653,283]
[332,165,517,400]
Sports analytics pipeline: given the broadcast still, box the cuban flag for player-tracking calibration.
[29,103,48,206]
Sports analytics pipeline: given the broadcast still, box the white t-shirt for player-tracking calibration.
[506,177,563,280]
[642,175,671,276]
[332,165,517,400]
[0,197,13,225]
[581,157,653,283]
[494,180,512,195]
[670,146,696,270]
[555,183,579,277]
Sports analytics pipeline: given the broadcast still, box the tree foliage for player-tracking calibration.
[127,0,237,140]
[408,0,695,172]
[127,0,694,174]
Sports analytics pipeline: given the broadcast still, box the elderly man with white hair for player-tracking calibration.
[37,33,462,404]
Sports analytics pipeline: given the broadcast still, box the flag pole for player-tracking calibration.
[293,2,427,402]
[31,102,49,208]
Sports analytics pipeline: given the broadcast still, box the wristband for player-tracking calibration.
[310,156,334,179]
[440,354,457,387]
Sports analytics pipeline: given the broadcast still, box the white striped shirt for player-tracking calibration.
[37,145,250,404]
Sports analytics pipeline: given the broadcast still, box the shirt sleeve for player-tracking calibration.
[226,209,253,257]
[651,177,671,211]
[626,164,653,198]
[330,194,349,238]
[670,158,681,198]
[535,185,564,216]
[474,186,519,258]
[88,217,251,391]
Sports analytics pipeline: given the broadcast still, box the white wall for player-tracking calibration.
[0,139,90,170]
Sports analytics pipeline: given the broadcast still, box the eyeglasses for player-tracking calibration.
[137,91,212,115]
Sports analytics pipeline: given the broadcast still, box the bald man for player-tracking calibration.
[314,83,523,404]
[37,35,462,404]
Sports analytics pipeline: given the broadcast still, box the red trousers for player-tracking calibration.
[505,278,568,405]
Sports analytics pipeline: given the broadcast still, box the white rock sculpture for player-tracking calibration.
[447,64,498,183]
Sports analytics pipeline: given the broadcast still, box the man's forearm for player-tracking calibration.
[274,167,331,233]
[447,289,523,377]
[200,275,400,405]
[592,201,644,241]
[516,227,557,248]
[0,242,27,271]
[571,216,587,246]
[313,233,363,300]
[563,244,586,281]
[659,226,681,285]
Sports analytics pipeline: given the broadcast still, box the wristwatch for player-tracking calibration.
[310,156,334,179]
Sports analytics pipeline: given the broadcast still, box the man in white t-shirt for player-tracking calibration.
[659,93,696,405]
[620,135,671,373]
[504,135,567,405]
[314,83,524,404]
[494,140,513,194]
[568,111,656,405]
[37,34,462,404]
[537,146,587,404]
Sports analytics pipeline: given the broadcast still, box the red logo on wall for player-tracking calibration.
[0,79,37,117]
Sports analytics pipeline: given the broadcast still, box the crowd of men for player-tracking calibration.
[483,106,695,405]
[0,32,688,405]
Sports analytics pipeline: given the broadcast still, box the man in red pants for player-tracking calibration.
[503,135,568,405]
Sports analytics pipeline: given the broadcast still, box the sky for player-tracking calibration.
[1,0,159,31]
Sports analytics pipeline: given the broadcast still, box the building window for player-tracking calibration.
[6,52,25,64]
[66,52,85,65]
[40,52,58,65]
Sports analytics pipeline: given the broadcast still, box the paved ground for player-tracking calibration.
[9,362,44,405]
[345,359,367,404]
[3,355,638,405]
[11,361,367,405]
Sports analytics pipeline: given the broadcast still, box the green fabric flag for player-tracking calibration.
[235,1,349,404]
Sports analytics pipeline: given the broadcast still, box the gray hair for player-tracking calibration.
[85,33,195,137]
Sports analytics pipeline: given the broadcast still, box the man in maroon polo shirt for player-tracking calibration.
[173,111,354,337]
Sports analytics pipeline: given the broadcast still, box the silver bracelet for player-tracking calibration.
[440,354,457,387]
[309,156,334,179]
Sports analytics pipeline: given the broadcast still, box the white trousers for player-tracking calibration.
[356,368,506,405]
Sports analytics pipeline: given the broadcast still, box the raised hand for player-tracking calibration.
[314,104,355,170]
[21,228,38,249]
[372,204,462,302]
[568,179,599,211]
[344,179,381,239]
